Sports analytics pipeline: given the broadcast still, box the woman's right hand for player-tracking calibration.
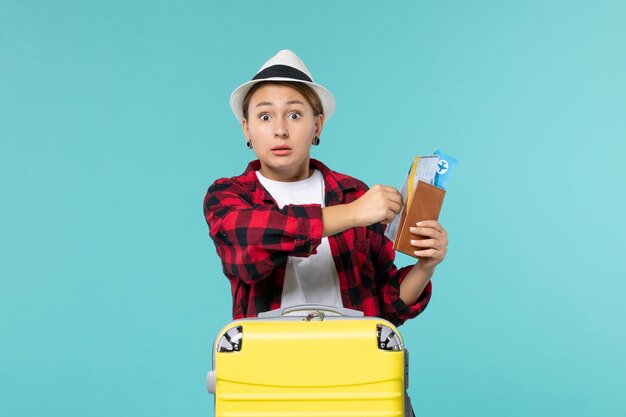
[349,185,403,226]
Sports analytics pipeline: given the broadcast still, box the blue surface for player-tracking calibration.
[1,1,625,416]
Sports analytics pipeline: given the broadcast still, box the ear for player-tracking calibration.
[314,114,324,137]
[241,118,250,140]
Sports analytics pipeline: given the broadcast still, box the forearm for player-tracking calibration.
[206,181,327,283]
[321,204,359,237]
[322,183,405,237]
[399,263,435,305]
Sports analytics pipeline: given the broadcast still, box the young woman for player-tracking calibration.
[204,50,448,326]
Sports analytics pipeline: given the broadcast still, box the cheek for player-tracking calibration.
[248,122,272,137]
[295,127,315,146]
[298,122,317,137]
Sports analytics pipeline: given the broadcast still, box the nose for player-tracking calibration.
[273,120,288,139]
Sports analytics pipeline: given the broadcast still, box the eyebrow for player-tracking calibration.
[255,99,306,107]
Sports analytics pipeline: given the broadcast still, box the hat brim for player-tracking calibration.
[230,77,335,123]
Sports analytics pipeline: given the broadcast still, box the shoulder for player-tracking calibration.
[205,161,260,206]
[207,174,249,196]
[208,175,247,193]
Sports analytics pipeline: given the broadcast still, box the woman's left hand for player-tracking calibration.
[409,220,448,271]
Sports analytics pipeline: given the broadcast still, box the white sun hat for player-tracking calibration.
[229,49,336,123]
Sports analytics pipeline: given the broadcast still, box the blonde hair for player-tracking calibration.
[242,81,324,120]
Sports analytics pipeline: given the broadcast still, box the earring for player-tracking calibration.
[246,139,253,149]
[312,136,320,146]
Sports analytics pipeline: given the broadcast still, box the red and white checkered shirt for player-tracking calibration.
[204,158,431,326]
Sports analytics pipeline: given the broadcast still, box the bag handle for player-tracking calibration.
[257,304,364,318]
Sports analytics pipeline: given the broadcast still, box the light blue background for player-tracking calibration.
[2,1,625,416]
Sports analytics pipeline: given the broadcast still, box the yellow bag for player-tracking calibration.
[206,305,410,416]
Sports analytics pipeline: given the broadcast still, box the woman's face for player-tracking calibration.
[242,84,323,181]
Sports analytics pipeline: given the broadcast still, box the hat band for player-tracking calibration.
[252,64,312,83]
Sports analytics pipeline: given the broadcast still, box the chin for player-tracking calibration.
[266,155,309,173]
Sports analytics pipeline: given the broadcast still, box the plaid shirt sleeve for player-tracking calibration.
[368,219,432,326]
[204,178,324,284]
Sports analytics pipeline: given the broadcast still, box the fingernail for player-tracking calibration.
[409,227,417,232]
[410,240,417,245]
[416,222,422,226]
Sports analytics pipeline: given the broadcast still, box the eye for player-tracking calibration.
[259,114,271,121]
[288,112,302,120]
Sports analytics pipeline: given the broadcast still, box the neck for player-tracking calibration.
[259,158,312,182]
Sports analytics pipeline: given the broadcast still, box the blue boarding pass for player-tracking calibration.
[433,149,459,190]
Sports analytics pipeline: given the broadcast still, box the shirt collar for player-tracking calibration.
[240,158,359,206]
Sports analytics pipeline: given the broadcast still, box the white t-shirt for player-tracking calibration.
[255,169,343,309]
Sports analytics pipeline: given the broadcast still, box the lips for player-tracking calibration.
[271,145,292,156]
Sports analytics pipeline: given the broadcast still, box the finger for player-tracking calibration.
[389,200,402,215]
[385,188,404,205]
[409,226,443,239]
[386,208,397,222]
[414,220,444,233]
[379,185,400,194]
[387,192,403,207]
[413,248,442,258]
[377,185,401,200]
[410,238,443,250]
[371,184,395,195]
